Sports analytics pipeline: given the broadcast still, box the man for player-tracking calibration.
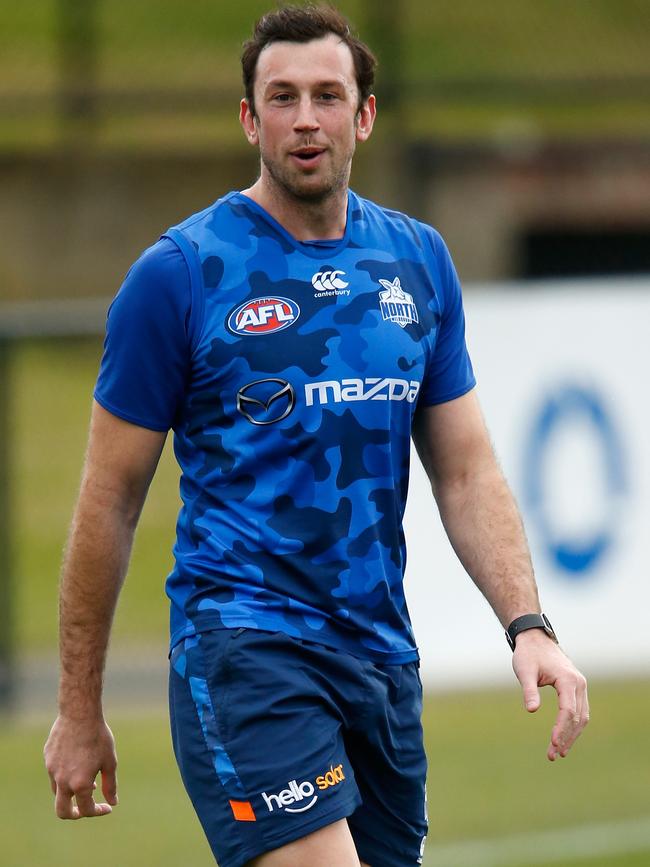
[44,5,589,867]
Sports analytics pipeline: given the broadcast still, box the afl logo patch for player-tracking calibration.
[227,297,300,336]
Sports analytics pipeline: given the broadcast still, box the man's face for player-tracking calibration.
[240,34,375,203]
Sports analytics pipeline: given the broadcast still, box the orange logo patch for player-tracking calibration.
[229,799,256,822]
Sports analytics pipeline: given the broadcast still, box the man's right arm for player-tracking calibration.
[44,401,166,819]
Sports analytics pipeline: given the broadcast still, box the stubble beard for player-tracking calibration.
[260,145,354,205]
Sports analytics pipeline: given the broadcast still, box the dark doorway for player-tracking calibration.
[520,227,650,278]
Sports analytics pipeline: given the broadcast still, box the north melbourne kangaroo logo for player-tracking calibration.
[378,277,419,327]
[312,270,350,297]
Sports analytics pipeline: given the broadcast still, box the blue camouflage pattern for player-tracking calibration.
[97,190,475,663]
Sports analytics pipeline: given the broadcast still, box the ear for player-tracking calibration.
[355,94,376,143]
[240,98,259,146]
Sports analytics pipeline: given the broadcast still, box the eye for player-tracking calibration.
[271,93,294,103]
[318,92,339,101]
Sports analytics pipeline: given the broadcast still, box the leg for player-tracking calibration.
[246,818,363,867]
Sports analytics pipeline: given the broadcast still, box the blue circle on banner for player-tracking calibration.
[523,385,626,577]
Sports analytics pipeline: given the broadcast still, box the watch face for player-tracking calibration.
[541,614,559,643]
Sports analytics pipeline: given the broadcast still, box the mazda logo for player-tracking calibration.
[237,378,296,425]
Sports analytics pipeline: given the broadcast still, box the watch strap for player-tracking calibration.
[506,613,558,651]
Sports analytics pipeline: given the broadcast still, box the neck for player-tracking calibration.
[241,174,348,242]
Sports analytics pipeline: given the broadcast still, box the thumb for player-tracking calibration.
[514,659,541,712]
[523,685,541,713]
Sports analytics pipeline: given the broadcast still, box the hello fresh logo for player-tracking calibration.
[261,764,346,814]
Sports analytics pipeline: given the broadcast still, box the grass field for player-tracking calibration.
[5,340,650,865]
[2,678,649,866]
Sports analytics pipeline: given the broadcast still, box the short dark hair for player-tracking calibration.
[241,4,377,116]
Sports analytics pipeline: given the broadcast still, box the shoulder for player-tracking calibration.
[167,193,259,280]
[119,236,189,306]
[110,236,193,339]
[169,191,242,237]
[350,191,446,258]
[129,235,188,281]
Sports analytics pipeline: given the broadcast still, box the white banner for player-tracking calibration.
[405,278,650,688]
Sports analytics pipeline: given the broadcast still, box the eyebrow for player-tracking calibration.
[263,79,347,93]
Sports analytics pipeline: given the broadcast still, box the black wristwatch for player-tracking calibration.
[506,613,558,651]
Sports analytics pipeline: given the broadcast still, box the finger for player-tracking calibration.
[76,793,113,818]
[54,781,113,819]
[102,767,119,807]
[548,681,578,760]
[55,784,78,820]
[552,699,577,752]
[576,674,590,724]
[558,677,590,758]
[75,788,99,818]
[581,681,591,728]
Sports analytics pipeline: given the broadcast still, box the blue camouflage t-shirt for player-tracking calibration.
[95,190,475,663]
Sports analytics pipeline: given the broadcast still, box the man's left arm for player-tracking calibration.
[412,388,589,761]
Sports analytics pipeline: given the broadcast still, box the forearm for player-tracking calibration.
[45,404,166,818]
[58,475,140,720]
[434,461,540,627]
[414,381,588,760]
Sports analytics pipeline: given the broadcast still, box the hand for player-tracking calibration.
[44,715,118,819]
[512,629,589,761]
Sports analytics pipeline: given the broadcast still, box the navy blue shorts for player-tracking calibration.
[169,628,428,867]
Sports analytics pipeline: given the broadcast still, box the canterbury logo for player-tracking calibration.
[312,270,349,294]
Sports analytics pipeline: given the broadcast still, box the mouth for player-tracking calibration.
[290,147,326,166]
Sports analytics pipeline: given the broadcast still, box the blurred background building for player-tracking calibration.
[1,0,649,302]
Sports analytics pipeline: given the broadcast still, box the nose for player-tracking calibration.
[293,95,320,132]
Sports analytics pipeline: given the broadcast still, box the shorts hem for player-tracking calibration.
[217,795,362,867]
[352,822,424,867]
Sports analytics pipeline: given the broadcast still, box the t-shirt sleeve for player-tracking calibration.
[418,229,476,406]
[94,236,193,431]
